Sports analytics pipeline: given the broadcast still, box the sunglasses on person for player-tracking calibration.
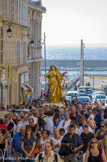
[101,125,105,128]
[91,141,97,144]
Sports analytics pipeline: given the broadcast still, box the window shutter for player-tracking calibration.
[11,0,15,22]
[0,0,2,14]
[7,0,10,20]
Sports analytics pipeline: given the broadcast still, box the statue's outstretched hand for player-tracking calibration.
[64,72,68,75]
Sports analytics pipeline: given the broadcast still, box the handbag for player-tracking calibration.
[100,153,104,162]
[59,145,71,156]
[34,148,40,154]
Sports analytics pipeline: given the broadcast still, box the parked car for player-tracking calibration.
[86,89,94,99]
[78,86,93,91]
[105,99,107,107]
[78,90,87,96]
[65,91,78,102]
[92,91,105,100]
[93,94,106,104]
[78,96,91,103]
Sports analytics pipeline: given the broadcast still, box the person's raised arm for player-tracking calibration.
[95,129,100,138]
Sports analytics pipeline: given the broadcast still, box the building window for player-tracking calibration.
[11,0,15,22]
[0,28,3,64]
[3,0,6,19]
[0,0,2,14]
[7,0,10,20]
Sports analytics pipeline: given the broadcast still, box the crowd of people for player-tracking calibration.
[0,95,107,162]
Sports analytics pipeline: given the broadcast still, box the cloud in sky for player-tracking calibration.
[42,0,107,46]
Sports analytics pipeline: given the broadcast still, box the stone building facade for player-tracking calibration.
[0,0,46,105]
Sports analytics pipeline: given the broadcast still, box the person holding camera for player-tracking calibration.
[61,124,83,162]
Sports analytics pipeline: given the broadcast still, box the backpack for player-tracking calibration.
[39,152,58,162]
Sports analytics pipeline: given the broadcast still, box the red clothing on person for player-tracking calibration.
[0,124,8,131]
[43,92,46,97]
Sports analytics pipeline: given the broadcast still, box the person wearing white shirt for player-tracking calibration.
[79,118,93,134]
[15,116,24,133]
[58,112,71,133]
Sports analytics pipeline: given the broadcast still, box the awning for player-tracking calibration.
[21,83,33,95]
[25,83,33,92]
[21,84,28,91]
[0,80,8,86]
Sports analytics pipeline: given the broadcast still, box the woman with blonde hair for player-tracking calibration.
[51,128,62,153]
[85,138,107,162]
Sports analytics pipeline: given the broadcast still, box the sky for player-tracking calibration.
[41,0,107,46]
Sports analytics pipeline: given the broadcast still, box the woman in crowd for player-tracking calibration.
[38,130,50,152]
[4,114,14,157]
[21,125,36,162]
[79,118,93,134]
[51,128,62,153]
[85,138,107,162]
[102,131,107,159]
[59,128,65,137]
[53,112,60,128]
[95,122,107,144]
[87,114,96,134]
[11,110,17,125]
[0,129,8,161]
[0,119,8,131]
[4,114,14,138]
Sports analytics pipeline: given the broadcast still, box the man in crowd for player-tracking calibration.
[11,126,26,162]
[70,106,82,122]
[35,140,62,162]
[29,118,36,133]
[61,124,83,162]
[59,107,65,120]
[15,116,24,133]
[81,124,94,153]
[93,107,102,132]
[59,112,71,133]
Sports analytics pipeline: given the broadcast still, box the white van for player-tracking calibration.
[66,91,78,102]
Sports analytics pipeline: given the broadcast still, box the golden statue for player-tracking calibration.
[43,65,67,103]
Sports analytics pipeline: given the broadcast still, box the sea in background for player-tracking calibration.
[42,46,107,60]
[41,46,107,84]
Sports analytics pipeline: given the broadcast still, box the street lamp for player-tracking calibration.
[7,27,12,38]
[30,39,34,89]
[80,39,85,86]
[30,40,34,48]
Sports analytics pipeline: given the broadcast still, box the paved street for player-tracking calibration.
[84,76,107,89]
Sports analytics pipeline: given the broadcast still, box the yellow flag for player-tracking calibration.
[6,65,11,79]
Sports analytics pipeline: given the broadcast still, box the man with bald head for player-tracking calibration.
[15,116,24,133]
[11,126,26,162]
[59,107,65,120]
[59,112,71,133]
